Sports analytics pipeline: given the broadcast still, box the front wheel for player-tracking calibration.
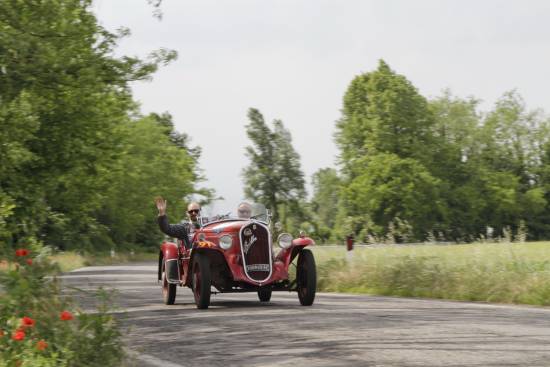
[192,253,211,309]
[162,260,177,305]
[296,249,316,306]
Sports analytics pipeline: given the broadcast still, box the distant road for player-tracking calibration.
[60,262,550,367]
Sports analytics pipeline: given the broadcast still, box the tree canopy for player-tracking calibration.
[0,0,208,251]
[328,60,550,243]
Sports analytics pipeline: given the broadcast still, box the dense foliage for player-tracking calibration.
[0,0,207,252]
[322,60,550,243]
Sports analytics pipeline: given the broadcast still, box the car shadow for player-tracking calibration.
[208,300,279,309]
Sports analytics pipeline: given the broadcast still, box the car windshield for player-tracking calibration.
[249,203,268,221]
[202,203,268,224]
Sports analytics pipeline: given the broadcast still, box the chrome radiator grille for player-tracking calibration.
[239,221,272,282]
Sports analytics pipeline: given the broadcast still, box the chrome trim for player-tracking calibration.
[238,220,273,284]
[165,258,181,284]
[219,234,233,250]
[277,232,293,249]
[202,218,269,228]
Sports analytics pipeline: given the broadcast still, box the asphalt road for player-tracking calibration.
[60,262,550,367]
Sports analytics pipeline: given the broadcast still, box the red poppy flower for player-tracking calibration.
[12,330,25,341]
[60,311,73,321]
[26,259,33,265]
[15,249,29,257]
[36,340,48,351]
[21,316,35,328]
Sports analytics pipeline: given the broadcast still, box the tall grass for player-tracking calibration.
[313,242,550,305]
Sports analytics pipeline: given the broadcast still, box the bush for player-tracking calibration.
[0,246,125,366]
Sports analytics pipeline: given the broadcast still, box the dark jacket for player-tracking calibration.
[157,215,192,249]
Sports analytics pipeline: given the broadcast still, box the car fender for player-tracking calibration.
[159,242,179,283]
[275,237,315,267]
[189,242,224,265]
[186,242,225,285]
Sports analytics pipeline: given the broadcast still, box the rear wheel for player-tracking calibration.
[192,253,211,309]
[162,260,177,305]
[258,288,272,302]
[296,249,316,306]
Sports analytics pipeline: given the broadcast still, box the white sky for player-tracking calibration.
[93,0,550,215]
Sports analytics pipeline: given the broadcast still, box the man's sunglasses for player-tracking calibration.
[188,209,200,214]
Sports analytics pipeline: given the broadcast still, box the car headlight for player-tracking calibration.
[219,235,233,250]
[277,233,293,249]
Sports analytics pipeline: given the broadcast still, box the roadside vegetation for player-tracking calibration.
[309,61,550,245]
[0,1,180,365]
[0,247,124,367]
[314,242,550,306]
[0,0,211,256]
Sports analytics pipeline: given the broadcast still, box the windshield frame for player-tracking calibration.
[198,203,270,227]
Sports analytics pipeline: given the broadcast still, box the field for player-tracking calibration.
[313,242,550,306]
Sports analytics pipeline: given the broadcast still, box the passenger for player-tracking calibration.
[237,202,252,219]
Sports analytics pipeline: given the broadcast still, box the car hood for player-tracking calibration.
[201,220,248,234]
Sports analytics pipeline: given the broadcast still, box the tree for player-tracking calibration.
[334,60,440,241]
[0,0,197,250]
[428,91,486,239]
[95,115,205,249]
[243,108,306,224]
[310,168,341,241]
[149,112,202,161]
[335,60,435,179]
[341,153,445,240]
[477,92,549,238]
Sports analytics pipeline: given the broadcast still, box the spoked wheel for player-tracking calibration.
[258,288,272,302]
[296,249,316,306]
[192,253,211,309]
[162,261,177,305]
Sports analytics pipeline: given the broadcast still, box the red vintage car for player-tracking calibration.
[157,204,316,309]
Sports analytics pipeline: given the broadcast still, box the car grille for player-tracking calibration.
[239,221,272,282]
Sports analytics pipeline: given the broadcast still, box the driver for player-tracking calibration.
[155,197,201,248]
[186,202,201,230]
[237,202,252,219]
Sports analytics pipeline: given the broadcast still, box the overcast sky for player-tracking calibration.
[93,0,550,215]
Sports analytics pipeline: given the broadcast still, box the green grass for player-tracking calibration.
[312,242,550,306]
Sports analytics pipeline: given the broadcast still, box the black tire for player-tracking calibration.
[192,253,211,309]
[296,249,316,306]
[162,260,177,305]
[258,288,272,302]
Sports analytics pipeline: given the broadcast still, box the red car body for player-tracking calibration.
[158,215,317,309]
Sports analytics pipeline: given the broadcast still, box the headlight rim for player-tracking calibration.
[277,233,293,249]
[219,234,233,250]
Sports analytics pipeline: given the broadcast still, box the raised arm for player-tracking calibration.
[155,197,191,248]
